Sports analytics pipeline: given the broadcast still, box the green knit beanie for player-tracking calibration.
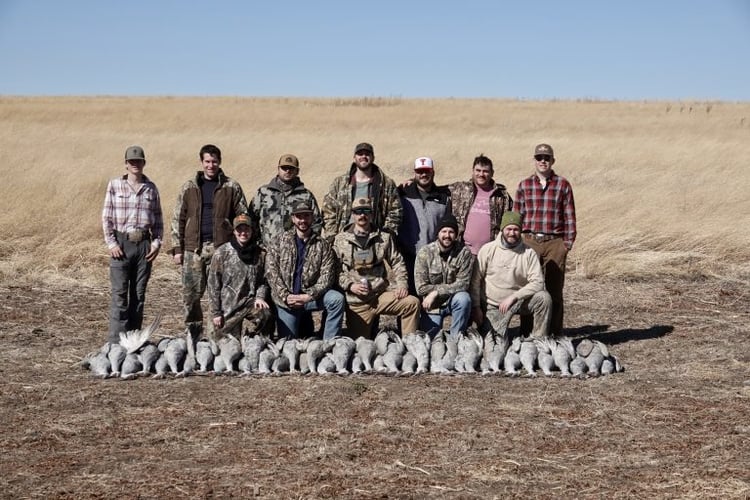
[500,211,523,230]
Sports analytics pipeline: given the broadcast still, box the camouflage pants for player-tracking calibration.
[482,290,552,339]
[214,300,273,339]
[182,243,215,334]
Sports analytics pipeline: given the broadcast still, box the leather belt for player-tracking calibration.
[124,229,150,242]
[523,233,561,242]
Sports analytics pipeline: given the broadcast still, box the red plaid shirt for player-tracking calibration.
[102,175,164,249]
[515,171,576,249]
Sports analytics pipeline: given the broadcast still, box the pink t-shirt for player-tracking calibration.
[463,187,493,255]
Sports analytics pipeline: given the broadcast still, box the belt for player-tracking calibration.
[120,229,151,242]
[523,233,561,242]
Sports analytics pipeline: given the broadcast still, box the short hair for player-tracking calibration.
[199,144,222,163]
[472,153,493,171]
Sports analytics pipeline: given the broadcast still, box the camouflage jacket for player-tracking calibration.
[249,176,323,250]
[414,240,475,311]
[449,180,513,241]
[265,229,336,305]
[170,169,248,254]
[322,163,402,241]
[207,239,268,318]
[332,227,408,305]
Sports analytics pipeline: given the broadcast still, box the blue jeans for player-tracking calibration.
[419,291,471,339]
[276,289,345,340]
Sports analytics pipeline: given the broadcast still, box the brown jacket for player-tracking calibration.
[170,170,248,254]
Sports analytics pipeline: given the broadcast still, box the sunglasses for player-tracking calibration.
[415,169,433,175]
[279,165,298,172]
[535,155,552,162]
[352,208,372,215]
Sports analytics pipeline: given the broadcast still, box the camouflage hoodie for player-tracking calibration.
[249,176,322,250]
[332,227,408,305]
[414,240,475,312]
[449,180,513,241]
[322,163,402,241]
[266,229,336,305]
[207,238,268,319]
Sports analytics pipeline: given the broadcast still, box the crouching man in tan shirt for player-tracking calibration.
[470,211,552,339]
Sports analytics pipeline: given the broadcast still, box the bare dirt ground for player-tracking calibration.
[1,268,748,499]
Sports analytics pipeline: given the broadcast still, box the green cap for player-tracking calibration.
[125,145,145,161]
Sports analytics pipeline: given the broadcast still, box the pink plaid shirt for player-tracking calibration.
[102,175,164,249]
[515,171,576,249]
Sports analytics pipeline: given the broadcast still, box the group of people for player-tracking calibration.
[101,141,576,346]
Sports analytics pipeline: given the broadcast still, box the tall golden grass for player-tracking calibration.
[1,96,748,285]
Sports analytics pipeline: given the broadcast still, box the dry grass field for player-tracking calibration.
[1,97,749,498]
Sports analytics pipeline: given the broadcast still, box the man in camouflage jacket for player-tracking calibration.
[266,200,345,340]
[322,142,402,241]
[249,153,323,250]
[333,197,420,338]
[449,153,513,255]
[207,214,272,338]
[414,214,474,339]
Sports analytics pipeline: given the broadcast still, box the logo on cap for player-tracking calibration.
[233,214,253,228]
[414,156,434,170]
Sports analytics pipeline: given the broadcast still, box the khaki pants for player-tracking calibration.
[521,235,568,336]
[346,291,420,339]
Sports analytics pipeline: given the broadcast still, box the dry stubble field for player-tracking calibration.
[0,97,749,498]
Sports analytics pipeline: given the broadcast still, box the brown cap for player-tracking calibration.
[351,197,373,210]
[291,200,314,215]
[233,214,253,228]
[534,143,554,158]
[278,154,299,168]
[354,142,374,155]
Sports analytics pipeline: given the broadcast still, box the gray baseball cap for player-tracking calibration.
[125,145,146,161]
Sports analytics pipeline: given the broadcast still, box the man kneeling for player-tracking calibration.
[470,211,551,338]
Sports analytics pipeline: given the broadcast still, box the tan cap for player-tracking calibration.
[351,197,373,210]
[233,214,253,228]
[278,154,299,168]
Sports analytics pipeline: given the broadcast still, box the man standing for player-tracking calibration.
[266,200,345,340]
[397,156,452,294]
[207,214,272,337]
[470,211,551,339]
[333,197,420,339]
[102,145,163,343]
[413,214,474,339]
[170,144,248,339]
[515,143,576,337]
[449,154,513,255]
[249,153,323,250]
[322,142,402,240]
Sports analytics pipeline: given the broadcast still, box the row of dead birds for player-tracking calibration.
[82,315,624,379]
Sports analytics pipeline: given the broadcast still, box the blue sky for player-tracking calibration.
[1,0,748,100]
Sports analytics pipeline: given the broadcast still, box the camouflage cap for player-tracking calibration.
[233,214,253,228]
[351,197,373,210]
[125,145,145,161]
[354,142,374,155]
[534,143,554,158]
[500,211,523,230]
[278,154,299,169]
[291,200,314,214]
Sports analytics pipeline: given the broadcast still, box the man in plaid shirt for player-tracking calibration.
[102,145,164,342]
[515,143,576,337]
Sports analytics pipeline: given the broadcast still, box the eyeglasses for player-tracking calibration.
[352,209,372,216]
[535,155,552,162]
[279,165,298,172]
[414,169,433,175]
